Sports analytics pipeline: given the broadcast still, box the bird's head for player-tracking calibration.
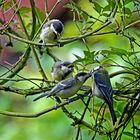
[94,66,103,71]
[50,19,64,36]
[75,72,91,82]
[61,61,74,72]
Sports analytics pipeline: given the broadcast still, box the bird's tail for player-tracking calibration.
[33,92,49,101]
[108,105,117,125]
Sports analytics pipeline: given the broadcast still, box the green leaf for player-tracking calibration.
[82,12,88,21]
[73,54,82,60]
[93,2,102,13]
[99,50,111,56]
[115,82,124,89]
[121,76,133,82]
[84,51,94,58]
[73,52,95,65]
[128,51,140,57]
[123,132,136,138]
[106,0,115,9]
[64,3,73,10]
[101,13,109,17]
[110,48,128,56]
[35,7,45,23]
[74,58,93,64]
[124,0,133,5]
[100,58,113,65]
[65,2,81,14]
[124,7,132,16]
[103,5,111,12]
[116,101,125,114]
[19,7,31,15]
[3,1,12,10]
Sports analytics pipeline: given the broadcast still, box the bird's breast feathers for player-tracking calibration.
[40,27,57,43]
[57,83,82,99]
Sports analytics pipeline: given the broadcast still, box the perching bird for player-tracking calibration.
[51,61,74,81]
[33,72,91,101]
[39,19,64,48]
[92,66,117,125]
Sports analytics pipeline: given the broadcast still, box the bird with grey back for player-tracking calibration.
[39,19,64,48]
[92,66,117,125]
[33,72,91,101]
[51,61,74,81]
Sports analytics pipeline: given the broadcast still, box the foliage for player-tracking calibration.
[0,0,140,139]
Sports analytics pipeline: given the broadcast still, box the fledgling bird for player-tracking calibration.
[51,61,74,81]
[92,66,117,125]
[33,72,91,101]
[39,19,64,48]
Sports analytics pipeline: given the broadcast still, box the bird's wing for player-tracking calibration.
[60,78,76,89]
[48,77,76,96]
[94,71,113,105]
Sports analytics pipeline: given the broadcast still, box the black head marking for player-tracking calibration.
[62,61,71,66]
[76,72,88,78]
[75,72,91,82]
[62,61,74,68]
[52,20,64,34]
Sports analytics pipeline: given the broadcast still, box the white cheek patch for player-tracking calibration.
[51,24,58,35]
[94,66,100,71]
[61,66,67,71]
[78,76,83,82]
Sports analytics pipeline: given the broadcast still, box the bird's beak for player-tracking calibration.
[68,64,74,70]
[86,72,92,78]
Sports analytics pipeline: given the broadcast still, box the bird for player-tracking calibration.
[51,61,74,81]
[39,19,64,48]
[92,66,117,125]
[33,72,91,101]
